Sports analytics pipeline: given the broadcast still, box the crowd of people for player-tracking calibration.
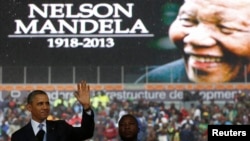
[0,90,250,141]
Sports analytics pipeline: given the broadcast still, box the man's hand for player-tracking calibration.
[74,80,91,110]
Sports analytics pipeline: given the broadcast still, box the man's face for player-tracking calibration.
[169,0,250,82]
[119,116,139,140]
[27,94,50,123]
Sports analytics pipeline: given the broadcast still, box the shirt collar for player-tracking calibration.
[31,119,47,134]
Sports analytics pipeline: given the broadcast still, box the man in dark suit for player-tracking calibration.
[11,80,95,141]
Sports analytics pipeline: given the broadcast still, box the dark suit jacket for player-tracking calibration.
[135,58,249,83]
[11,110,95,141]
[135,59,191,83]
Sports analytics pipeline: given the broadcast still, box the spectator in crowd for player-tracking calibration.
[11,81,95,141]
[99,91,110,108]
[180,124,194,141]
[135,111,147,141]
[136,0,250,83]
[156,123,168,141]
[103,118,118,141]
[180,116,194,130]
[94,117,106,141]
[118,114,139,141]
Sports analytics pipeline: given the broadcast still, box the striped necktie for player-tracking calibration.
[36,124,45,141]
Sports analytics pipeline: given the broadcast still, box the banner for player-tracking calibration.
[0,83,249,102]
[0,89,240,102]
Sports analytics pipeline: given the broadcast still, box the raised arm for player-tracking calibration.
[74,80,91,110]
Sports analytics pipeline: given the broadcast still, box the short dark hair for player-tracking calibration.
[119,114,138,125]
[27,90,47,104]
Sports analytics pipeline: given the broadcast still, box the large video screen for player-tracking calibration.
[1,0,249,84]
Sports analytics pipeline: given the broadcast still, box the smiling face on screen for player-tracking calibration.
[169,0,250,82]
